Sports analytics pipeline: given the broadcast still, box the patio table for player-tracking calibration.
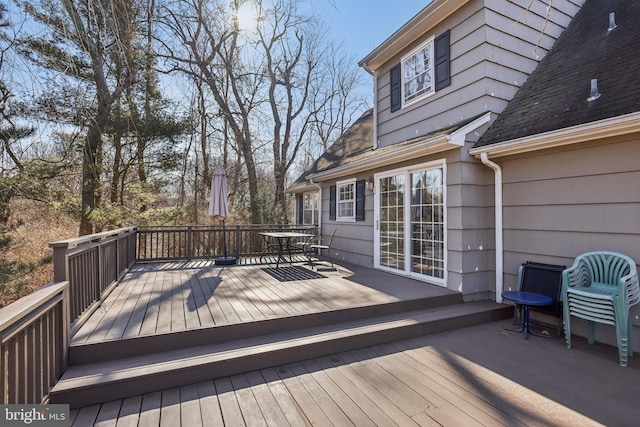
[259,232,313,268]
[502,291,554,340]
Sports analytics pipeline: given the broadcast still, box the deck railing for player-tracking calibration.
[1,223,316,403]
[49,227,137,331]
[136,224,317,262]
[0,281,69,404]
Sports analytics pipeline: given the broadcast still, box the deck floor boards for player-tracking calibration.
[72,261,445,344]
[243,371,291,427]
[137,391,161,427]
[66,261,640,426]
[70,318,640,426]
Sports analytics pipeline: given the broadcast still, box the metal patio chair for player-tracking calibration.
[305,229,336,270]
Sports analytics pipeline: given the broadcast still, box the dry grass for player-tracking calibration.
[0,199,78,307]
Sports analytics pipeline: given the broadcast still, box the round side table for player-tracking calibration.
[502,291,554,340]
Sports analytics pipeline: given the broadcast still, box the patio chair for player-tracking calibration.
[562,251,640,367]
[513,261,565,337]
[306,229,336,269]
[292,233,316,261]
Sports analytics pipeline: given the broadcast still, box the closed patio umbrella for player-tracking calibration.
[209,164,236,265]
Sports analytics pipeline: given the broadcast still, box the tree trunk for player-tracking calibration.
[79,119,104,235]
[111,131,122,204]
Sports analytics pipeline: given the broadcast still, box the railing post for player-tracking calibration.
[61,282,70,375]
[49,242,70,283]
[130,227,137,266]
[94,238,101,301]
[235,225,241,260]
[187,226,192,260]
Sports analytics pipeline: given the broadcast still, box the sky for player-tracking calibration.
[301,0,431,101]
[310,0,430,63]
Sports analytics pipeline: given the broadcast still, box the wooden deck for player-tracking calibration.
[62,260,640,425]
[67,318,640,426]
[71,259,455,345]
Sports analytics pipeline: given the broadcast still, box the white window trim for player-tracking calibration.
[401,35,435,109]
[336,178,356,222]
[373,159,447,287]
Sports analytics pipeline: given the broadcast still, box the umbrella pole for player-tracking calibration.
[215,218,236,265]
[222,219,227,258]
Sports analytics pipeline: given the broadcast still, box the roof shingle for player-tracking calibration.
[476,0,640,147]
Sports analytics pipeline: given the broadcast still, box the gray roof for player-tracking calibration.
[476,0,640,148]
[289,109,374,191]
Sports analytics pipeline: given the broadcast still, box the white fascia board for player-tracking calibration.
[309,112,492,182]
[359,0,469,72]
[286,183,317,194]
[469,112,640,158]
[308,135,451,182]
[449,112,492,146]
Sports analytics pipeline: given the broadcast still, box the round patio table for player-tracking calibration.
[502,291,554,340]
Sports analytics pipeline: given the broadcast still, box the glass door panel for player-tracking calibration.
[378,174,405,271]
[410,169,444,279]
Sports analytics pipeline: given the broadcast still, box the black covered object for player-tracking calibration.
[516,261,566,335]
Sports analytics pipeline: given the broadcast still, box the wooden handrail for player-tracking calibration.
[136,224,316,262]
[48,226,137,249]
[0,281,69,404]
[0,223,318,404]
[48,227,137,326]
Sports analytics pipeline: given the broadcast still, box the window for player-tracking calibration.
[329,180,365,222]
[402,38,434,105]
[302,193,318,225]
[390,30,450,112]
[337,179,356,221]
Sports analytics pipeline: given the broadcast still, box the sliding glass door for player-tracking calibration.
[375,162,445,285]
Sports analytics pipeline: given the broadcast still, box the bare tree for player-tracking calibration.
[158,0,264,223]
[159,0,364,222]
[256,0,366,215]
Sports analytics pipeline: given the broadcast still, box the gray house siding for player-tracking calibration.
[497,136,640,342]
[375,0,583,149]
[319,139,495,297]
[376,0,486,148]
[318,174,375,268]
[447,142,494,300]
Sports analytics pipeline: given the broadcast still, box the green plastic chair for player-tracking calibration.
[562,251,640,366]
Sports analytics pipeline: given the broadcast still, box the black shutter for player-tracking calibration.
[329,185,336,221]
[434,30,451,91]
[389,63,401,112]
[297,195,304,224]
[355,180,365,221]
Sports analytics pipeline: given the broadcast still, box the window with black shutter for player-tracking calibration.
[390,63,401,112]
[329,185,336,221]
[355,179,365,221]
[297,194,304,224]
[391,29,450,110]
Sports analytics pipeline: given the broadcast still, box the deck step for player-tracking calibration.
[68,294,462,365]
[51,300,511,409]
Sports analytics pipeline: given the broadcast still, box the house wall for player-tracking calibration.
[374,0,583,148]
[317,174,375,268]
[496,135,640,347]
[319,139,496,299]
